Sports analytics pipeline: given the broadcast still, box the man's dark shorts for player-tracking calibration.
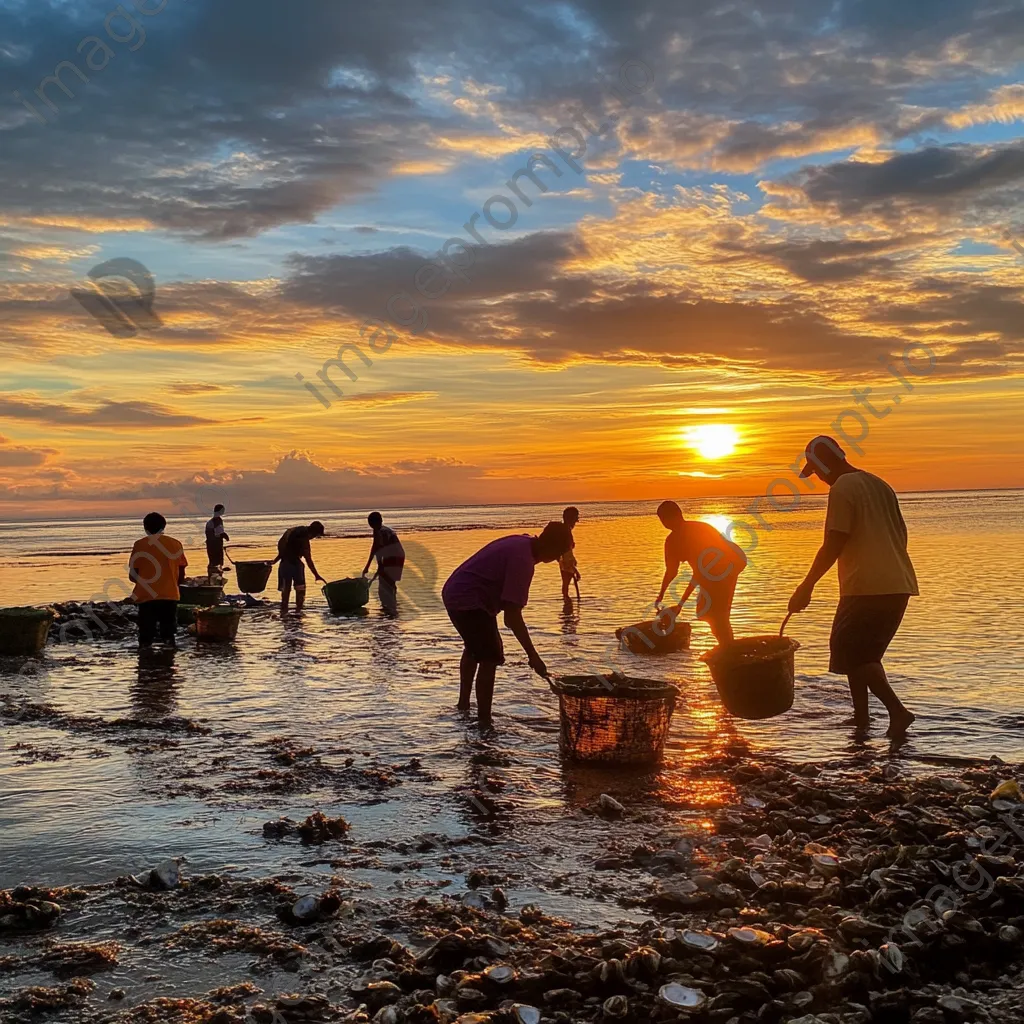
[829,594,910,674]
[278,557,306,591]
[447,607,505,665]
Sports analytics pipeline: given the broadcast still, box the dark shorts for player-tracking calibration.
[447,607,505,665]
[278,557,306,590]
[829,594,910,674]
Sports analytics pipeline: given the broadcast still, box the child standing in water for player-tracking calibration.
[559,506,581,609]
[362,511,406,616]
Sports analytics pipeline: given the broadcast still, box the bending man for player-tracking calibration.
[273,521,326,615]
[655,500,747,644]
[442,521,572,729]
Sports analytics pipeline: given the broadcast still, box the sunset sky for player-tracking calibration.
[1,0,1023,518]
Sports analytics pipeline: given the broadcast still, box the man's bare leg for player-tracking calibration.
[280,585,291,616]
[846,673,871,728]
[711,618,734,645]
[294,586,306,614]
[458,651,476,710]
[475,662,497,728]
[849,661,914,735]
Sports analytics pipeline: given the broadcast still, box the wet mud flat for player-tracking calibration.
[4,748,1024,1024]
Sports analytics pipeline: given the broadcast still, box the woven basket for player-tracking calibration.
[194,606,244,642]
[0,607,55,656]
[550,674,680,765]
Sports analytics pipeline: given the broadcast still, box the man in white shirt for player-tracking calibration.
[789,436,917,736]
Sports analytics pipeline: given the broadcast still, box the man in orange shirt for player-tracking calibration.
[129,512,188,647]
[655,500,747,644]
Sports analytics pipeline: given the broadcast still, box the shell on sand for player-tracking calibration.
[658,983,706,1009]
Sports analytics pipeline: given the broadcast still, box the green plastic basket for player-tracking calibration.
[322,577,371,614]
[178,585,223,607]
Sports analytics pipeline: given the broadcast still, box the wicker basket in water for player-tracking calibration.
[194,605,244,642]
[549,674,681,766]
[701,636,799,720]
[0,606,55,656]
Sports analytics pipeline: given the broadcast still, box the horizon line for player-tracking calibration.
[1,484,1021,527]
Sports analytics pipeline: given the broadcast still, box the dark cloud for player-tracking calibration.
[719,236,912,283]
[164,382,232,395]
[3,451,534,511]
[865,280,1024,343]
[1,0,1021,240]
[281,231,584,316]
[277,227,1023,376]
[795,144,1024,216]
[0,441,56,467]
[0,396,216,427]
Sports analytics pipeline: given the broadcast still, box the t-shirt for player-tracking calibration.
[130,533,187,602]
[278,526,311,562]
[442,535,536,615]
[665,520,747,589]
[825,471,919,597]
[205,516,227,547]
[370,525,405,582]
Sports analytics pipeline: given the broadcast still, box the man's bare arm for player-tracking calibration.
[503,605,547,677]
[790,530,849,612]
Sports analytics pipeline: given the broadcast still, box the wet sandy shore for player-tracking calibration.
[4,745,1024,1024]
[4,586,1024,1023]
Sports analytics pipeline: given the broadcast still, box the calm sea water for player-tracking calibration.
[1,492,1022,899]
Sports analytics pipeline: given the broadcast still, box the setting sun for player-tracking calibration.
[684,424,739,460]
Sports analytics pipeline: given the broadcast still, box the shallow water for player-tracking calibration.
[2,492,1023,910]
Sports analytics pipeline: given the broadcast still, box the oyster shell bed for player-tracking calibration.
[4,758,1024,1023]
[44,593,270,643]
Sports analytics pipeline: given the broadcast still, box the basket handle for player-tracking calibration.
[780,611,794,637]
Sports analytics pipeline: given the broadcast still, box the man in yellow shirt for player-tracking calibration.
[789,436,918,737]
[129,512,188,647]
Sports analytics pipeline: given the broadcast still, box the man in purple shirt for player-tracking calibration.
[442,521,573,728]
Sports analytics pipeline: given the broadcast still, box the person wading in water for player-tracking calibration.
[362,511,406,616]
[272,521,326,615]
[442,521,572,730]
[789,435,918,737]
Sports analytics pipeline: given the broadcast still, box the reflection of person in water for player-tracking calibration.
[132,647,178,720]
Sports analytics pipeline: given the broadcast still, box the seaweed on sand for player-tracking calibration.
[0,978,95,1021]
[167,919,307,968]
